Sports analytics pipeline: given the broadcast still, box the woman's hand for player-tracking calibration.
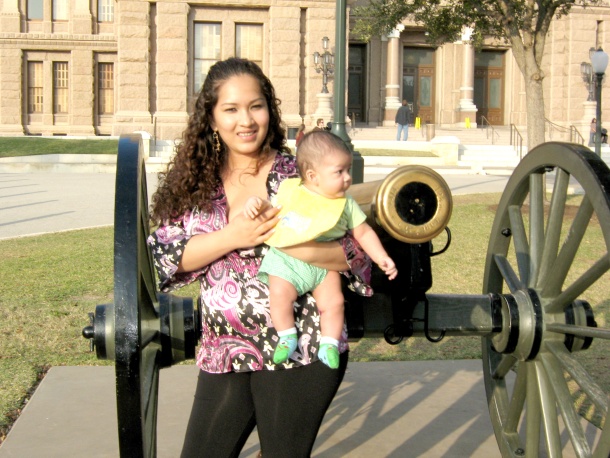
[227,205,281,248]
[177,205,281,273]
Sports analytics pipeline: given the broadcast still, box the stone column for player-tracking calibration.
[0,48,24,135]
[0,0,20,33]
[153,1,190,142]
[457,27,478,127]
[383,24,404,126]
[583,101,596,144]
[70,49,96,135]
[269,6,303,129]
[113,0,153,136]
[311,93,333,127]
[72,0,93,34]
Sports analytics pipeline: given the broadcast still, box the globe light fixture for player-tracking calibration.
[313,36,335,94]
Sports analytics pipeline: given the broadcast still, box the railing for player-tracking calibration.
[569,125,586,145]
[510,124,525,160]
[544,118,573,142]
[479,116,499,144]
[545,119,587,145]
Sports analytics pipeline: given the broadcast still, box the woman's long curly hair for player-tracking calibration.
[150,58,288,224]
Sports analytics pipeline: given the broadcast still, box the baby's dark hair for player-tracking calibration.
[296,130,351,177]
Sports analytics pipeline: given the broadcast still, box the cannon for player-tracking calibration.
[83,134,610,457]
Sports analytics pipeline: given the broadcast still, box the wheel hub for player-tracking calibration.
[491,289,543,361]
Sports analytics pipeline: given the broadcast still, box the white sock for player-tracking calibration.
[278,327,297,337]
[320,336,339,347]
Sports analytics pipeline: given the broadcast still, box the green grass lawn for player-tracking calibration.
[1,192,608,444]
[0,137,119,157]
[0,137,431,158]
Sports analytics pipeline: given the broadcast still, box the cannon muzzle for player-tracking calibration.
[349,165,453,243]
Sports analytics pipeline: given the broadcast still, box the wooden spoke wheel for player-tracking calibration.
[482,142,610,457]
[112,135,198,457]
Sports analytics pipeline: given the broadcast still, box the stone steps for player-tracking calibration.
[458,144,522,169]
[347,125,515,145]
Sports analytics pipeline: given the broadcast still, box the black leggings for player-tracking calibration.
[181,353,348,458]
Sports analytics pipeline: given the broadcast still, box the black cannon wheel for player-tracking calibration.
[482,143,610,457]
[114,134,161,458]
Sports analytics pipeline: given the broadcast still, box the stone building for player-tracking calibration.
[0,0,608,142]
[350,3,610,139]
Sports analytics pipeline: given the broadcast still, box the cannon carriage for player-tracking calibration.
[83,134,610,457]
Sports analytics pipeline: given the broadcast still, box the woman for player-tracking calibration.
[148,58,371,457]
[590,118,596,146]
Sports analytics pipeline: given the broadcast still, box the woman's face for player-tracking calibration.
[211,74,270,158]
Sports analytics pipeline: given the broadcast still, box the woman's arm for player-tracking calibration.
[178,206,281,272]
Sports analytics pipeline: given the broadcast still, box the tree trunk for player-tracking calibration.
[511,40,546,150]
[524,71,546,149]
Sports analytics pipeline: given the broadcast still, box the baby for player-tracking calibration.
[245,130,397,368]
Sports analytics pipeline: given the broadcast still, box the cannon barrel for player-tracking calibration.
[349,164,453,244]
[345,165,456,343]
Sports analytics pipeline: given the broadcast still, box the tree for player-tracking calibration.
[352,0,598,149]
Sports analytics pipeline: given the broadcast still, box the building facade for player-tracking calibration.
[350,2,610,139]
[0,0,608,142]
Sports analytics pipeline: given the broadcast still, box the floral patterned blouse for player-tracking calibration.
[147,151,372,373]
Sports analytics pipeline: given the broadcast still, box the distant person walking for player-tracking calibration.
[395,100,412,141]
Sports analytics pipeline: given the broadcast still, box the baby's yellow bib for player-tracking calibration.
[266,178,346,248]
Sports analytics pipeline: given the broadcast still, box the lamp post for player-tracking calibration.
[591,47,609,156]
[313,36,335,94]
[330,0,364,183]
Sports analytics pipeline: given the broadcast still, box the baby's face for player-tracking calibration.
[306,150,352,199]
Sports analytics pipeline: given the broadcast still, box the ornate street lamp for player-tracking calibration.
[330,0,364,184]
[580,48,596,102]
[591,47,609,156]
[313,36,335,94]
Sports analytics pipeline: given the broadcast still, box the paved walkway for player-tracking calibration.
[0,170,511,240]
[0,362,502,457]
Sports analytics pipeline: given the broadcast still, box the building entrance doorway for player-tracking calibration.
[348,44,366,125]
[474,51,505,125]
[402,47,435,124]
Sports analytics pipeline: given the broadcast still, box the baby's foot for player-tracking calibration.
[318,343,340,369]
[273,333,297,364]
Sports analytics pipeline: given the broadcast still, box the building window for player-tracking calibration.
[98,0,114,22]
[236,24,263,67]
[98,63,114,114]
[27,62,43,114]
[52,0,68,21]
[53,62,69,114]
[27,0,43,20]
[194,23,221,93]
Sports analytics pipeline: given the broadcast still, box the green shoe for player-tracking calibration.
[273,334,297,364]
[319,343,340,369]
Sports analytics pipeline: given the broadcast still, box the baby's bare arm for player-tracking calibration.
[352,222,398,280]
[244,196,273,219]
